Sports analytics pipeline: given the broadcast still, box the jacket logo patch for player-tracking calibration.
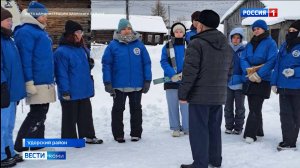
[133,48,141,56]
[292,50,300,57]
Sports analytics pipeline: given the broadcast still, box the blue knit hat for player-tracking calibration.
[27,1,48,18]
[252,19,268,31]
[117,18,132,32]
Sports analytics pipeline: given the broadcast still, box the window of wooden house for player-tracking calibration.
[147,35,153,43]
[154,35,160,43]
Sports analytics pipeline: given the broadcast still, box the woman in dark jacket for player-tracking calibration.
[240,19,277,143]
[54,20,102,144]
[271,20,300,151]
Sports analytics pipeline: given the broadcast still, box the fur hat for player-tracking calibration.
[191,11,201,22]
[1,7,12,21]
[171,22,186,37]
[28,1,48,18]
[196,9,220,29]
[65,20,83,34]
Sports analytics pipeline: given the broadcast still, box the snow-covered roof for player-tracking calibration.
[221,0,300,25]
[181,21,192,30]
[92,14,168,34]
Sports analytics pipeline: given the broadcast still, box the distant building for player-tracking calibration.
[221,0,300,46]
[91,14,168,45]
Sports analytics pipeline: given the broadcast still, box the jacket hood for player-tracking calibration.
[193,29,227,50]
[20,9,46,30]
[229,27,244,43]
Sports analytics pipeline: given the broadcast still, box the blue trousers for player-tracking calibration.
[189,104,222,168]
[1,102,17,160]
[166,89,189,132]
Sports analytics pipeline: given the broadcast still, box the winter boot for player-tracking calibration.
[225,129,232,134]
[180,164,193,168]
[277,142,296,151]
[245,137,255,144]
[1,158,16,167]
[85,137,103,144]
[232,129,242,135]
[12,154,23,163]
[114,137,126,143]
[131,137,141,142]
[172,130,181,137]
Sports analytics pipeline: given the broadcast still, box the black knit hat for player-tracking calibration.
[289,20,300,31]
[65,20,83,34]
[1,7,13,21]
[196,9,220,29]
[191,11,201,22]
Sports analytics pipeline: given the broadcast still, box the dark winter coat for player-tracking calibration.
[54,37,94,101]
[1,32,26,102]
[102,32,152,88]
[178,29,233,105]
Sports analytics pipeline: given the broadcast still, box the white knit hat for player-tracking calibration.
[172,24,186,35]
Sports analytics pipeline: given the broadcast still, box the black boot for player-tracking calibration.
[277,142,296,151]
[180,164,193,168]
[12,154,24,163]
[1,158,16,167]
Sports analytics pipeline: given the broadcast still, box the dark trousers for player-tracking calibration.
[224,88,245,131]
[15,103,49,152]
[189,104,222,168]
[111,90,142,139]
[243,95,265,141]
[61,98,96,139]
[279,94,300,146]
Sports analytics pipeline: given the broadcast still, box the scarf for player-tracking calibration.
[250,31,269,52]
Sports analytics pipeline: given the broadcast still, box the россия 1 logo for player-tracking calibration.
[240,8,278,17]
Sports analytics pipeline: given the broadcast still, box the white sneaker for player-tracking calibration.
[225,129,232,134]
[245,137,254,144]
[172,130,181,137]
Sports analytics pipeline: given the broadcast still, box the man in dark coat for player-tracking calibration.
[179,10,233,168]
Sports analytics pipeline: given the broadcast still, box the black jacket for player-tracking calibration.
[178,29,233,105]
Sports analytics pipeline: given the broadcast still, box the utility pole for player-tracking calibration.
[168,5,170,28]
[126,0,129,20]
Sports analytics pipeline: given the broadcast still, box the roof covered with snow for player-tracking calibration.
[92,14,168,34]
[221,0,300,25]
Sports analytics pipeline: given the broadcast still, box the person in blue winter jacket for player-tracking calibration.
[224,28,246,135]
[240,19,277,144]
[54,20,103,144]
[102,18,152,143]
[1,7,26,167]
[185,11,201,44]
[271,20,300,151]
[160,22,188,137]
[13,1,56,152]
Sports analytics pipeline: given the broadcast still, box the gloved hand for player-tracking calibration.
[142,81,151,94]
[89,58,95,70]
[26,80,37,95]
[248,72,261,83]
[104,83,116,97]
[171,73,182,82]
[271,86,278,94]
[282,68,294,78]
[62,93,71,101]
[1,82,10,108]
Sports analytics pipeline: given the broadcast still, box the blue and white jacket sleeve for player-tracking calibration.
[1,51,7,83]
[54,51,70,94]
[257,41,277,78]
[141,44,152,81]
[160,45,176,78]
[101,45,113,84]
[14,31,35,82]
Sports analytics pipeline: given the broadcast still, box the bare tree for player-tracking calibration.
[151,0,168,24]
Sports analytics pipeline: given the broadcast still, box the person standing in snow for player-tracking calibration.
[179,10,233,168]
[13,1,56,152]
[102,18,152,143]
[185,11,201,44]
[224,27,246,135]
[1,7,26,167]
[241,20,277,144]
[271,20,300,151]
[54,20,103,144]
[160,22,189,137]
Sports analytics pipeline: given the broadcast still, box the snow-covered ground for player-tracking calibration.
[14,45,300,168]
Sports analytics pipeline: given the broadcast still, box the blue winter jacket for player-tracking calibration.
[54,44,94,101]
[102,38,152,88]
[271,42,300,89]
[14,23,54,85]
[160,43,185,79]
[1,34,26,102]
[185,27,197,44]
[240,36,277,82]
[228,28,245,87]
